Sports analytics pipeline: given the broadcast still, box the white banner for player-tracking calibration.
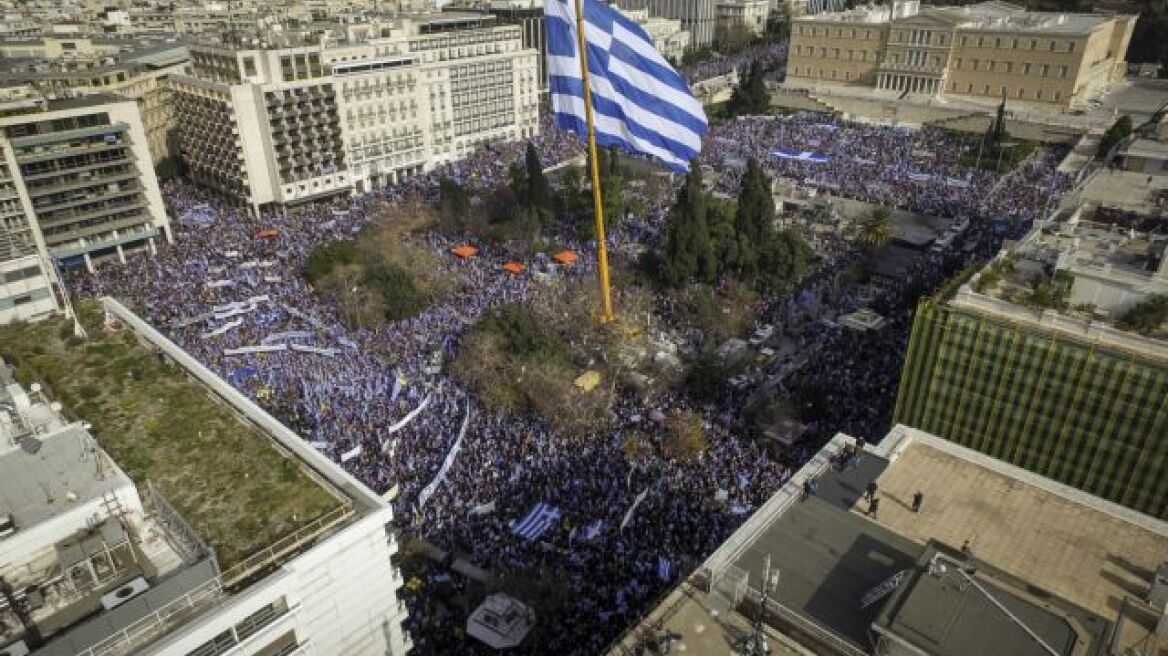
[340,444,362,462]
[205,279,234,289]
[619,487,651,532]
[262,330,314,344]
[224,344,287,356]
[469,500,496,516]
[290,344,340,357]
[380,389,436,452]
[200,318,242,340]
[416,401,472,509]
[239,260,260,270]
[307,441,329,450]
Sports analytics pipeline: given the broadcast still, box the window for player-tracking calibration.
[1030,39,1038,50]
[1041,63,1049,76]
[1054,91,1062,101]
[961,36,968,46]
[995,37,1001,48]
[1049,40,1056,51]
[955,58,962,68]
[1022,63,1031,75]
[971,59,979,70]
[242,56,256,77]
[1035,88,1043,100]
[967,83,974,93]
[1067,41,1076,53]
[1012,38,1019,49]
[1001,86,1008,96]
[1017,87,1025,98]
[983,84,990,94]
[977,37,984,47]
[1059,65,1068,78]
[1005,62,1013,73]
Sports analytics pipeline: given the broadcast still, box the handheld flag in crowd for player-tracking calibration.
[544,0,707,171]
[657,555,672,582]
[511,502,563,541]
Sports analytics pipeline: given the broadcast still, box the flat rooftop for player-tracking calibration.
[612,428,1168,655]
[0,301,347,574]
[0,424,125,529]
[865,428,1168,620]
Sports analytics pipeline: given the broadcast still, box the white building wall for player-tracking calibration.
[139,507,409,656]
[0,254,56,324]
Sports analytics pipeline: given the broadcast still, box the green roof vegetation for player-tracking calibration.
[0,301,342,571]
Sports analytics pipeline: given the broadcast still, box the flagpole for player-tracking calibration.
[572,0,615,324]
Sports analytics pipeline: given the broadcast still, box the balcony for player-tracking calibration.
[33,185,140,215]
[25,170,140,196]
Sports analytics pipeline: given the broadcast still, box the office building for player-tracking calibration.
[622,0,715,49]
[0,296,411,656]
[0,94,171,280]
[169,14,540,211]
[0,38,191,165]
[617,7,691,63]
[895,209,1168,518]
[787,0,1136,108]
[611,424,1168,655]
[716,0,770,37]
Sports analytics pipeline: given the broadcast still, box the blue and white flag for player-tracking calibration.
[545,0,707,171]
[657,555,672,581]
[774,149,829,163]
[581,519,604,542]
[511,502,563,541]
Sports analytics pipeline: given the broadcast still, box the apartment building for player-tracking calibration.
[169,14,539,210]
[0,94,170,292]
[0,39,191,165]
[787,0,1136,108]
[0,297,412,656]
[0,151,56,324]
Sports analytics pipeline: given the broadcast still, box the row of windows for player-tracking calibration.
[795,24,1082,54]
[0,264,42,285]
[0,287,50,310]
[959,35,1077,53]
[953,58,1070,77]
[952,82,1063,101]
[793,45,875,62]
[795,24,878,40]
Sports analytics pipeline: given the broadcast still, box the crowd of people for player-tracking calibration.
[68,93,1074,653]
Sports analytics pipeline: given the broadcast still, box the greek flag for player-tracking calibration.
[544,0,707,171]
[511,502,563,541]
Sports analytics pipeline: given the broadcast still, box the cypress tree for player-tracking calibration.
[662,162,715,286]
[733,158,775,280]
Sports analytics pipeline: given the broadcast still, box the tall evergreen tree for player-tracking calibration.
[525,142,552,215]
[662,163,715,286]
[732,158,775,280]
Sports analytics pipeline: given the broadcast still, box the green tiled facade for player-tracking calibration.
[894,302,1168,518]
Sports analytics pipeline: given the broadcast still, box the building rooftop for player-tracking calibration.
[957,208,1168,357]
[0,300,351,576]
[609,427,1168,656]
[867,427,1168,620]
[794,0,1119,33]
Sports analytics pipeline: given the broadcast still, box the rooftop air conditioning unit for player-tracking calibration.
[101,576,151,611]
[0,640,30,656]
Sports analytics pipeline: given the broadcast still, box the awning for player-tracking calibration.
[451,245,479,258]
[501,261,526,274]
[552,250,579,264]
[256,229,279,239]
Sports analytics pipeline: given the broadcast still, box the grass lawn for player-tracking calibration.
[0,301,342,571]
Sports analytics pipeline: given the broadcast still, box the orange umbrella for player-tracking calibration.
[256,229,279,239]
[451,245,479,258]
[500,261,526,275]
[552,250,579,264]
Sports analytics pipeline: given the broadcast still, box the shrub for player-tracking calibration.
[1117,294,1168,335]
